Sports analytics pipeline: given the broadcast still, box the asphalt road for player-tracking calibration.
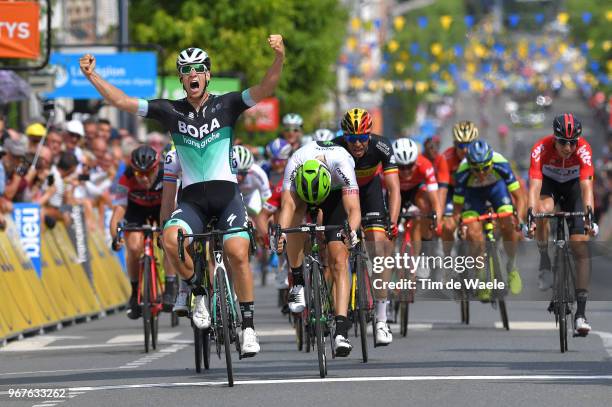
[1,266,612,407]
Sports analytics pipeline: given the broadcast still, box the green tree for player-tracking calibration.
[566,0,612,92]
[129,0,348,132]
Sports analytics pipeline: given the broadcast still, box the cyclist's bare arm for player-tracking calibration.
[579,179,594,211]
[80,54,139,114]
[278,190,297,229]
[527,178,542,211]
[110,205,126,239]
[427,189,442,222]
[384,172,401,226]
[341,190,361,232]
[160,181,178,226]
[511,188,526,221]
[438,186,448,213]
[248,34,285,104]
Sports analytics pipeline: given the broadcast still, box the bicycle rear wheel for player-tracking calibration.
[217,267,234,386]
[194,327,203,373]
[142,256,152,353]
[295,315,304,351]
[355,258,369,362]
[559,302,568,353]
[488,244,509,330]
[203,328,211,369]
[400,302,409,337]
[312,261,327,378]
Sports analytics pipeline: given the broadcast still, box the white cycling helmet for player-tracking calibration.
[282,113,303,128]
[176,47,211,71]
[313,128,335,142]
[392,138,419,165]
[232,145,254,172]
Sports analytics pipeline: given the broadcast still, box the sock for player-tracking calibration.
[334,315,350,338]
[376,300,388,323]
[291,265,304,286]
[576,289,588,317]
[240,302,255,329]
[183,271,200,287]
[506,255,516,272]
[130,281,138,298]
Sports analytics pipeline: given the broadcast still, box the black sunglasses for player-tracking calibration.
[555,137,578,146]
[398,163,416,171]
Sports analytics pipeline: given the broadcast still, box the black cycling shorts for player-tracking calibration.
[400,187,420,210]
[318,189,347,243]
[540,176,585,235]
[359,176,387,230]
[165,181,249,241]
[125,202,161,226]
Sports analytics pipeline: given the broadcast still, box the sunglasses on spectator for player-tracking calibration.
[454,142,471,149]
[344,134,369,143]
[398,163,416,171]
[555,137,578,146]
[470,162,493,173]
[178,63,208,75]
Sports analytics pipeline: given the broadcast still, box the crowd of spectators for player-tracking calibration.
[0,111,168,232]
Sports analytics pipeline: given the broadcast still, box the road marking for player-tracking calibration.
[0,335,84,352]
[118,344,187,370]
[55,374,612,393]
[106,332,181,344]
[593,331,612,358]
[494,321,557,330]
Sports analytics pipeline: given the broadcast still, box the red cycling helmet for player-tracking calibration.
[553,113,582,140]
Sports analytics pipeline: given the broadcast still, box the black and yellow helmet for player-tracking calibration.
[341,108,373,135]
[295,159,331,205]
[452,121,479,143]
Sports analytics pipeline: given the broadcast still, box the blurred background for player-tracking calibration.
[1,0,611,236]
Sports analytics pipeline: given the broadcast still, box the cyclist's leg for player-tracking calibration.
[462,191,487,296]
[361,178,393,340]
[162,202,205,281]
[536,179,556,290]
[442,186,457,256]
[123,203,149,319]
[489,181,521,293]
[320,190,352,355]
[562,180,591,334]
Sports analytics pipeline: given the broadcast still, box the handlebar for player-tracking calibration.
[177,222,257,263]
[527,206,593,234]
[461,210,514,225]
[400,211,438,230]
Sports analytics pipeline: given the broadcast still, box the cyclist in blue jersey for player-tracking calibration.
[80,34,285,357]
[453,140,526,298]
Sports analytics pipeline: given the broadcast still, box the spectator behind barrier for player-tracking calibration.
[2,138,29,203]
[45,127,64,163]
[64,120,85,164]
[25,122,47,154]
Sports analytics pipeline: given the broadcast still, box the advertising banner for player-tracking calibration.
[66,205,93,282]
[244,97,280,132]
[11,203,42,277]
[0,2,40,59]
[44,52,157,99]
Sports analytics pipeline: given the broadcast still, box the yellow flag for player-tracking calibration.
[394,16,405,31]
[606,10,612,21]
[603,41,611,52]
[351,17,361,30]
[395,62,405,74]
[400,51,409,61]
[440,15,453,30]
[346,37,357,52]
[557,12,569,25]
[607,60,612,73]
[388,40,399,53]
[430,43,443,57]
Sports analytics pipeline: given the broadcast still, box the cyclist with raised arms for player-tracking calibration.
[332,108,400,345]
[527,114,596,336]
[273,141,361,356]
[80,34,285,357]
[441,121,479,258]
[453,140,525,298]
[110,145,176,318]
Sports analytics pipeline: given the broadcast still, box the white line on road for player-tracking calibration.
[60,374,612,393]
[593,331,612,358]
[106,333,181,344]
[118,344,187,370]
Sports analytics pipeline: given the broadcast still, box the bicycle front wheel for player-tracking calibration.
[142,256,152,353]
[559,302,568,353]
[217,267,234,386]
[355,258,369,361]
[311,261,327,378]
[194,327,203,373]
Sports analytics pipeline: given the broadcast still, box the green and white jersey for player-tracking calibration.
[137,90,255,187]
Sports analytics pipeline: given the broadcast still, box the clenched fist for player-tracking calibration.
[268,34,285,58]
[80,54,96,77]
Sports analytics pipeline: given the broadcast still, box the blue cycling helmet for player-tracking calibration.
[466,140,493,166]
[266,138,292,160]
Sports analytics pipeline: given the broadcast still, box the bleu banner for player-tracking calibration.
[44,52,157,99]
[12,203,42,277]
